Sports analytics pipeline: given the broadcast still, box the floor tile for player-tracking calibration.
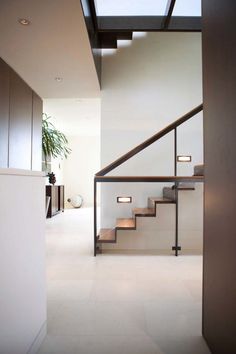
[38,209,211,354]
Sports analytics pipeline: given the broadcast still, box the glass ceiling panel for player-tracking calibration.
[172,0,201,16]
[95,0,168,16]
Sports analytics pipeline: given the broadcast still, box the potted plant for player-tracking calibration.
[42,113,71,170]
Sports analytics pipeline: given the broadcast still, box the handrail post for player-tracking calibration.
[174,184,180,256]
[173,128,180,256]
[174,128,177,177]
[94,178,97,256]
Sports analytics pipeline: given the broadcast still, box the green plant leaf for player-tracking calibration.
[42,113,72,165]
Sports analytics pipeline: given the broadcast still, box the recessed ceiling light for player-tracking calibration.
[18,18,31,26]
[55,77,63,82]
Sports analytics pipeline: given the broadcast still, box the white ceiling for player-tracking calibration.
[0,0,100,98]
[43,98,101,136]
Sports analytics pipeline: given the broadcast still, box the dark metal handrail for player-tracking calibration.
[96,104,203,176]
[95,175,204,183]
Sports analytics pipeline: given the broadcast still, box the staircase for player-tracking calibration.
[94,105,204,256]
[97,166,204,246]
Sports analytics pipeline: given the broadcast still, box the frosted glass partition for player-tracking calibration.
[173,0,201,16]
[95,0,168,16]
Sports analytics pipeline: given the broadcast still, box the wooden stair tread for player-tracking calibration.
[175,182,195,190]
[97,228,116,243]
[133,208,155,216]
[116,218,136,229]
[149,197,176,204]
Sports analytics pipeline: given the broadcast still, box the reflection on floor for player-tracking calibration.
[38,208,211,354]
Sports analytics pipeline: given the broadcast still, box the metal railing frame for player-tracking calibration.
[94,104,204,256]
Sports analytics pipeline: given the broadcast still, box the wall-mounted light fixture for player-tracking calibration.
[177,155,192,162]
[117,196,132,203]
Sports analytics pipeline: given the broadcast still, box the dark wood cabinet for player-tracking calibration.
[9,70,32,169]
[32,92,43,171]
[46,185,64,218]
[0,56,42,170]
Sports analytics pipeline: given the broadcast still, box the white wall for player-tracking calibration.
[101,32,203,250]
[63,135,100,207]
[43,98,101,208]
[0,169,46,354]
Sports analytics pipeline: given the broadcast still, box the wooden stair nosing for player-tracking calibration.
[148,197,176,213]
[97,228,116,243]
[172,182,195,191]
[116,218,136,230]
[132,207,155,217]
[148,197,176,204]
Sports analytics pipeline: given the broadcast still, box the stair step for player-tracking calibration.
[194,164,204,176]
[148,197,176,209]
[116,218,136,230]
[149,197,176,204]
[163,187,176,201]
[116,32,133,40]
[97,228,116,243]
[133,208,155,217]
[100,33,117,49]
[175,182,195,190]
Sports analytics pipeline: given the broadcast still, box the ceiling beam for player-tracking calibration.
[162,0,176,29]
[88,0,98,30]
[97,16,202,32]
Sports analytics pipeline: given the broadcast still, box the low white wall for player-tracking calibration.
[0,169,46,354]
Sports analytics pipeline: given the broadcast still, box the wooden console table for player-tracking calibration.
[46,185,64,218]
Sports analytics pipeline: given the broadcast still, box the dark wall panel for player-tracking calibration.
[9,70,33,169]
[0,57,42,171]
[0,58,10,168]
[32,92,42,171]
[202,1,236,353]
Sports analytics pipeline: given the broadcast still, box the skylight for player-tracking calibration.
[95,0,167,16]
[173,0,201,17]
[95,0,201,17]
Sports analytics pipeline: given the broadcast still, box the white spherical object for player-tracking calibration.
[69,195,83,208]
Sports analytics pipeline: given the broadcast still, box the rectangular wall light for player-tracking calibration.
[117,196,132,203]
[177,155,192,162]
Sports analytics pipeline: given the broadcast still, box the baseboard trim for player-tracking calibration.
[27,321,47,354]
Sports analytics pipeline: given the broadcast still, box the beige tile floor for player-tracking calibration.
[38,208,211,354]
